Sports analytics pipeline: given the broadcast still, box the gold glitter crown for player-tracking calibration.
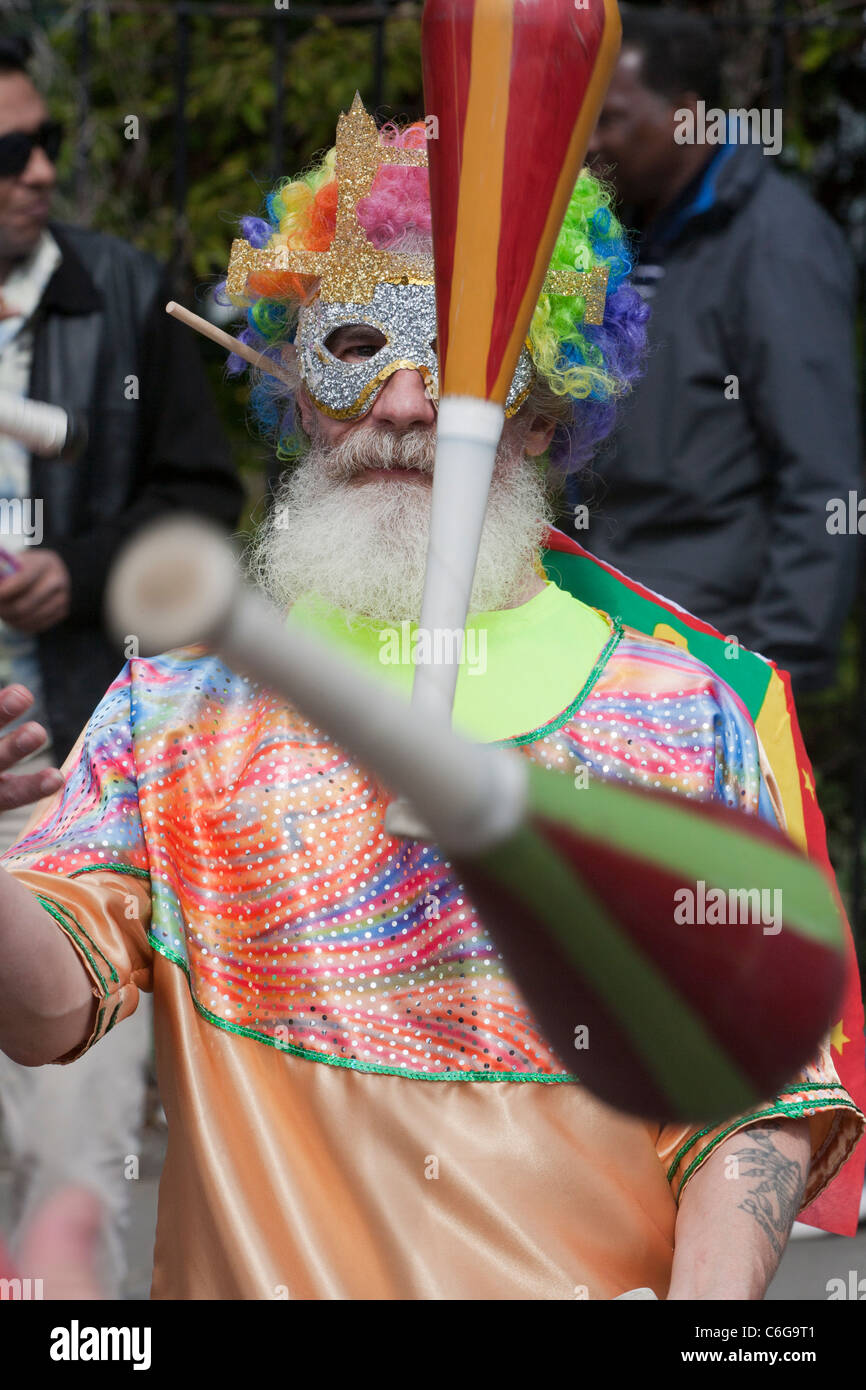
[226,93,608,321]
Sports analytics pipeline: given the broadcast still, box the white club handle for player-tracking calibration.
[410,395,505,725]
[0,390,78,458]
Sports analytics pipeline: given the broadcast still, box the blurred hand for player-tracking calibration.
[0,684,64,812]
[15,1185,105,1300]
[0,550,71,633]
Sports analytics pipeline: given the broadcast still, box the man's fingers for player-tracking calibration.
[0,603,47,632]
[0,721,48,774]
[0,766,64,813]
[0,576,58,627]
[5,598,64,635]
[0,567,36,602]
[16,1186,105,1301]
[0,685,34,726]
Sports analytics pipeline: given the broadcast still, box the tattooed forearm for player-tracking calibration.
[668,1117,811,1299]
[731,1122,808,1258]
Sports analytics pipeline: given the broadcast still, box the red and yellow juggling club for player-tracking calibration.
[405,0,621,731]
[424,0,620,405]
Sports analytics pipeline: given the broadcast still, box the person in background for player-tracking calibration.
[0,34,243,1296]
[574,6,862,695]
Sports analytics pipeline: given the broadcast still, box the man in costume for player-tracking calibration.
[0,103,862,1300]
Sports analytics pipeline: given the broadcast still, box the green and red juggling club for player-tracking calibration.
[108,520,848,1125]
[405,0,621,730]
[462,763,846,1122]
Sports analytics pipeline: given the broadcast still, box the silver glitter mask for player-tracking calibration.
[295,280,535,422]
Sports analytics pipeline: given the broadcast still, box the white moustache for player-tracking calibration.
[323,426,437,482]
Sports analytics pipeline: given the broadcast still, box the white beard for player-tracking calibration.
[247,420,553,624]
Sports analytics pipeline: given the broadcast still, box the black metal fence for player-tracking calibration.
[61,2,394,251]
[45,1,866,254]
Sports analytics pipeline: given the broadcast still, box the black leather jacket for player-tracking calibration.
[26,222,243,759]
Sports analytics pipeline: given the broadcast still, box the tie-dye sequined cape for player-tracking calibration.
[9,614,782,1069]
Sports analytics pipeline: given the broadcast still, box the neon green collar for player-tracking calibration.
[289,581,613,743]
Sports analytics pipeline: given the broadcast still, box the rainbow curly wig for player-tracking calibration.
[219,120,649,471]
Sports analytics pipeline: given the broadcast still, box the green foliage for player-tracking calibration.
[30,3,423,487]
[798,25,839,75]
[40,8,423,277]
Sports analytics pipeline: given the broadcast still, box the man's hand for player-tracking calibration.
[14,1186,105,1300]
[0,550,71,633]
[0,683,94,1066]
[0,684,65,811]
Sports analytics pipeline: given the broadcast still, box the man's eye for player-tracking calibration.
[325,328,386,362]
[343,343,380,360]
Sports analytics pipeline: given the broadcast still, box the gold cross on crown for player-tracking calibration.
[227,93,608,320]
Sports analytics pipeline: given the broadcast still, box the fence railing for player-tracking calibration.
[44,0,866,252]
[61,0,393,246]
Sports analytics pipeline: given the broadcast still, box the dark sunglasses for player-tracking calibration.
[0,120,62,178]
